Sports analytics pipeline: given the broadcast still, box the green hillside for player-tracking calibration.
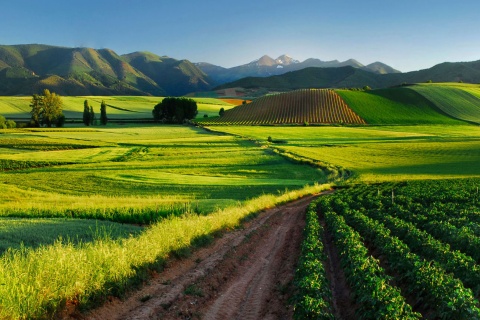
[410,83,480,124]
[336,87,465,125]
[0,44,213,96]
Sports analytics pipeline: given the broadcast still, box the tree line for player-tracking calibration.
[27,91,201,127]
[28,90,108,127]
[83,100,108,126]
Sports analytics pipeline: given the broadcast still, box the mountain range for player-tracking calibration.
[0,44,478,97]
[196,54,401,85]
[215,60,480,94]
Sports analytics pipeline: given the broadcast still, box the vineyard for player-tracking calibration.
[200,89,366,125]
[295,179,480,319]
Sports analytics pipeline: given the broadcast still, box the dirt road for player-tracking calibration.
[82,194,319,320]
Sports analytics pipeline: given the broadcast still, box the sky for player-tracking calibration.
[3,0,480,72]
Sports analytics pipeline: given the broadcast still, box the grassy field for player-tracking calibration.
[211,125,480,182]
[0,125,326,219]
[409,83,480,124]
[336,87,465,125]
[0,96,236,120]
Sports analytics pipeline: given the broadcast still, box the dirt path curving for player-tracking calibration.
[80,194,323,320]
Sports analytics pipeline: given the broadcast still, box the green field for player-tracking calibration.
[211,125,480,181]
[410,83,480,124]
[0,96,235,120]
[2,84,480,318]
[336,87,465,125]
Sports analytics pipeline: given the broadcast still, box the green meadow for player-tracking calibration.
[212,125,480,182]
[0,96,235,120]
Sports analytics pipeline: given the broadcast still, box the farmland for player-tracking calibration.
[296,179,480,318]
[1,84,480,318]
[200,89,366,125]
[0,124,331,319]
[211,125,480,181]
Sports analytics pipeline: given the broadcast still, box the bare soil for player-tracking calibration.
[78,194,323,320]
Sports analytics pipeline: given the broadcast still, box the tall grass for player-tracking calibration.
[0,183,330,319]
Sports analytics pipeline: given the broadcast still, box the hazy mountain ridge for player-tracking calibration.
[196,55,401,85]
[215,60,480,94]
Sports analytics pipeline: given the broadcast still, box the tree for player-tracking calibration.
[29,94,43,127]
[152,97,197,124]
[83,100,91,126]
[100,100,108,125]
[89,106,95,125]
[219,107,225,117]
[363,85,371,91]
[55,114,65,127]
[29,90,64,127]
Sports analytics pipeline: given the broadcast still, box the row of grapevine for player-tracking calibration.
[200,89,366,125]
[311,179,480,318]
[322,210,420,319]
[293,203,334,319]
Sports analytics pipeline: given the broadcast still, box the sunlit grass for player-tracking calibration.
[0,183,330,320]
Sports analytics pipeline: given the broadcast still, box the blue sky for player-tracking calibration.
[3,0,480,72]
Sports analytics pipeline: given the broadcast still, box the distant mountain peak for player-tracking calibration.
[275,54,299,65]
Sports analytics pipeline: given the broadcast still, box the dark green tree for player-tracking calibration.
[100,100,108,125]
[83,100,91,126]
[219,107,225,117]
[29,94,43,127]
[55,114,65,127]
[152,97,197,124]
[89,106,95,125]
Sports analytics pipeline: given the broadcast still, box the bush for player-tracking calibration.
[0,116,16,129]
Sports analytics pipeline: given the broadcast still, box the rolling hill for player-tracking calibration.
[200,89,366,125]
[200,84,478,126]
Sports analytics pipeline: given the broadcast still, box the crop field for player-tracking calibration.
[295,179,480,318]
[211,125,480,181]
[0,96,236,120]
[200,89,366,125]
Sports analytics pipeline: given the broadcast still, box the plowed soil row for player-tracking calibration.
[80,194,321,320]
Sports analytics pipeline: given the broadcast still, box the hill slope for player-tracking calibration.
[201,89,366,125]
[123,52,213,96]
[337,87,466,125]
[410,83,480,124]
[0,44,213,96]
